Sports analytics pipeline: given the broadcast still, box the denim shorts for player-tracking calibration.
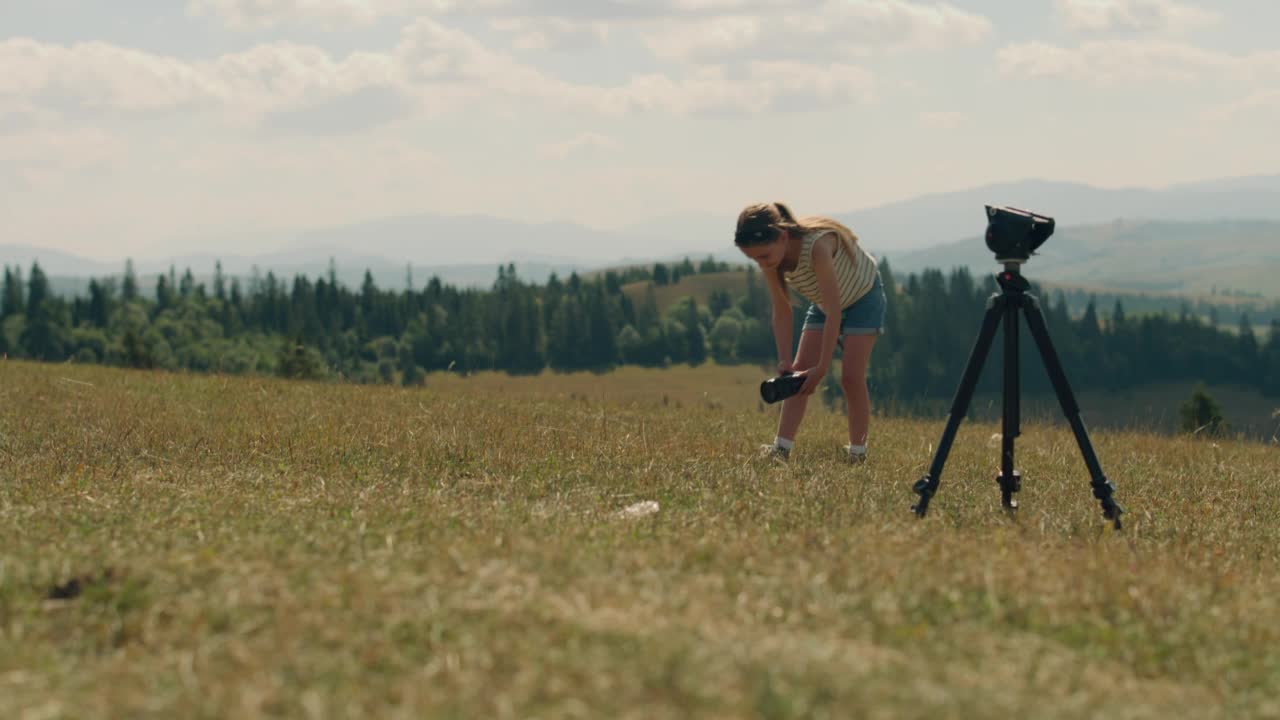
[802,274,886,336]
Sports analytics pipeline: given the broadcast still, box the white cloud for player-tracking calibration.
[1,20,879,125]
[590,62,875,116]
[187,0,820,30]
[1053,0,1220,33]
[740,61,878,108]
[997,40,1280,85]
[1209,90,1280,121]
[0,39,218,112]
[187,0,991,66]
[0,37,411,121]
[390,18,876,115]
[489,18,611,51]
[641,1,992,62]
[641,16,763,63]
[536,132,621,160]
[212,44,406,115]
[188,0,385,30]
[919,111,965,129]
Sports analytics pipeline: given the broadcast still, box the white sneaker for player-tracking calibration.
[844,445,867,464]
[759,443,790,462]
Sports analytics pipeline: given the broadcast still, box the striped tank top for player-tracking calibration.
[784,230,878,309]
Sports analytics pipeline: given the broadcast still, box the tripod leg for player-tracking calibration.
[1022,300,1125,528]
[1000,297,1022,510]
[913,297,1004,518]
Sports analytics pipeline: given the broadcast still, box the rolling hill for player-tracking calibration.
[633,174,1280,260]
[620,271,755,312]
[6,174,1280,296]
[887,219,1280,298]
[829,176,1280,254]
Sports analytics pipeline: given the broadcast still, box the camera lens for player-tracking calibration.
[760,379,779,404]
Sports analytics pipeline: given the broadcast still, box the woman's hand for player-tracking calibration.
[777,359,794,375]
[796,365,828,396]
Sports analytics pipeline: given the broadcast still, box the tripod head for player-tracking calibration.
[985,206,1054,263]
[995,263,1031,294]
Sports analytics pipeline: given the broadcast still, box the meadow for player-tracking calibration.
[2,360,1279,719]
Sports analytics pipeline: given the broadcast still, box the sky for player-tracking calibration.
[2,0,1279,261]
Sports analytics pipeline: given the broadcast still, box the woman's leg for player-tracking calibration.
[776,329,825,442]
[841,334,877,447]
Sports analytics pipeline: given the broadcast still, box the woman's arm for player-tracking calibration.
[761,268,794,373]
[798,234,843,395]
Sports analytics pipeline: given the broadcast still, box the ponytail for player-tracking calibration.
[773,202,859,256]
[735,201,861,306]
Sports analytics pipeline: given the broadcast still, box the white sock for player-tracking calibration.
[847,444,867,455]
[774,436,795,451]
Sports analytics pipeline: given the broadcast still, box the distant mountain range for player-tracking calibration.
[0,246,595,300]
[888,219,1280,298]
[829,174,1280,255]
[4,173,1280,296]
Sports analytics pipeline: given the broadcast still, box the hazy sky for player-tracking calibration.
[3,0,1278,260]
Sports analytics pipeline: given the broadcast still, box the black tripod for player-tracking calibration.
[911,262,1124,528]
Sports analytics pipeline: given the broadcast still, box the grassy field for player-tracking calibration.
[621,271,751,311]
[2,360,1280,719]
[954,382,1280,443]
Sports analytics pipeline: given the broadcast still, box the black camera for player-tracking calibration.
[760,373,805,404]
[984,206,1054,262]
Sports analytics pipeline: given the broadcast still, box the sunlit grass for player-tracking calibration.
[1,359,1278,718]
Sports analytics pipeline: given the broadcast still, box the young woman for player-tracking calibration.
[734,201,886,462]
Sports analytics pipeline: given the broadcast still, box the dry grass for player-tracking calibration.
[2,360,1279,719]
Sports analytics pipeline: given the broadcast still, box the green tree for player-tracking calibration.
[636,284,660,332]
[25,261,48,315]
[277,336,326,380]
[604,271,621,295]
[738,265,769,321]
[708,288,733,319]
[19,263,66,361]
[399,340,424,386]
[87,279,114,328]
[1263,319,1280,396]
[155,274,174,311]
[1078,297,1102,343]
[617,324,644,365]
[1238,314,1260,384]
[1180,385,1227,437]
[708,314,741,364]
[683,297,707,367]
[122,259,139,302]
[1111,300,1127,330]
[1,266,23,319]
[214,261,227,301]
[548,294,589,371]
[733,318,774,363]
[122,329,153,369]
[585,283,617,370]
[378,357,396,384]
